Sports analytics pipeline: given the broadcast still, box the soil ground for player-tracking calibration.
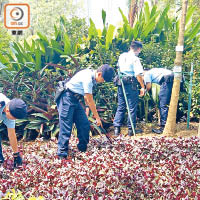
[108,122,199,138]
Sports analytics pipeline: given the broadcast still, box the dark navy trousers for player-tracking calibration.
[57,91,90,157]
[159,82,173,126]
[113,84,139,129]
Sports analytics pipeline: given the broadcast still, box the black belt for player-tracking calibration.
[66,88,83,100]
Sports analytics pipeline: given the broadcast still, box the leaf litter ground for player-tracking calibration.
[0,122,200,199]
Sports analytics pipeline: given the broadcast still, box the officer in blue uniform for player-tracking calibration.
[113,41,145,136]
[0,93,27,167]
[57,64,114,159]
[144,68,174,134]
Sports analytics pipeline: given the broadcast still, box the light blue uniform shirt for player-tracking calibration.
[66,68,96,96]
[0,93,15,128]
[118,50,144,76]
[144,68,173,84]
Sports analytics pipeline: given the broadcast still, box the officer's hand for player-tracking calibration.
[13,152,22,168]
[96,117,103,127]
[139,88,145,97]
[85,107,90,117]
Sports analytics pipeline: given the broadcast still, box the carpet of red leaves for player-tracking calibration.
[0,135,200,199]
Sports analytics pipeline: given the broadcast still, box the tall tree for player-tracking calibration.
[128,0,138,27]
[163,0,188,136]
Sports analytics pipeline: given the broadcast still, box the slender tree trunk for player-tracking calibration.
[198,119,200,137]
[163,0,188,136]
[128,0,138,27]
[138,0,144,12]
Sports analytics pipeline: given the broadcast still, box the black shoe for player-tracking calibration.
[128,128,143,136]
[13,152,22,168]
[152,127,164,134]
[58,155,68,160]
[77,144,87,152]
[114,127,120,136]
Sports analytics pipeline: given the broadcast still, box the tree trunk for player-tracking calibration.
[198,119,200,137]
[163,0,188,136]
[128,0,138,27]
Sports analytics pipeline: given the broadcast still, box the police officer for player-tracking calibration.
[0,93,27,168]
[57,64,114,159]
[113,41,145,136]
[144,68,174,134]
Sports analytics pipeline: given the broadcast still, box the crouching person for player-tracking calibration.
[56,64,114,159]
[0,93,27,168]
[144,68,174,134]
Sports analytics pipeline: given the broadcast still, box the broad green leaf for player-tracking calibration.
[24,40,31,51]
[64,33,71,55]
[53,48,64,55]
[102,9,106,26]
[25,123,41,130]
[37,32,48,43]
[150,4,157,18]
[185,6,195,26]
[119,7,128,24]
[31,113,50,121]
[106,24,115,50]
[141,13,159,38]
[155,5,169,34]
[144,2,150,22]
[185,19,200,42]
[16,119,29,123]
[88,18,98,39]
[35,49,42,70]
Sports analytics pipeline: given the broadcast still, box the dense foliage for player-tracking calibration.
[1,136,200,199]
[0,2,199,139]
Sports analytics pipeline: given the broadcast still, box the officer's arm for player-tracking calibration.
[136,75,145,88]
[7,128,19,153]
[84,94,102,126]
[146,82,152,91]
[136,75,145,96]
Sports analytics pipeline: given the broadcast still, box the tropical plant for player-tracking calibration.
[0,23,11,53]
[0,2,199,139]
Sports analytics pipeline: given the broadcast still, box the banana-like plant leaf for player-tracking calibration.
[141,15,158,39]
[105,24,115,50]
[119,8,128,25]
[150,4,157,18]
[0,53,9,65]
[64,33,72,55]
[35,49,42,71]
[185,19,200,42]
[185,6,195,26]
[155,5,169,34]
[37,32,49,43]
[144,2,151,22]
[102,9,106,26]
[88,18,98,39]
